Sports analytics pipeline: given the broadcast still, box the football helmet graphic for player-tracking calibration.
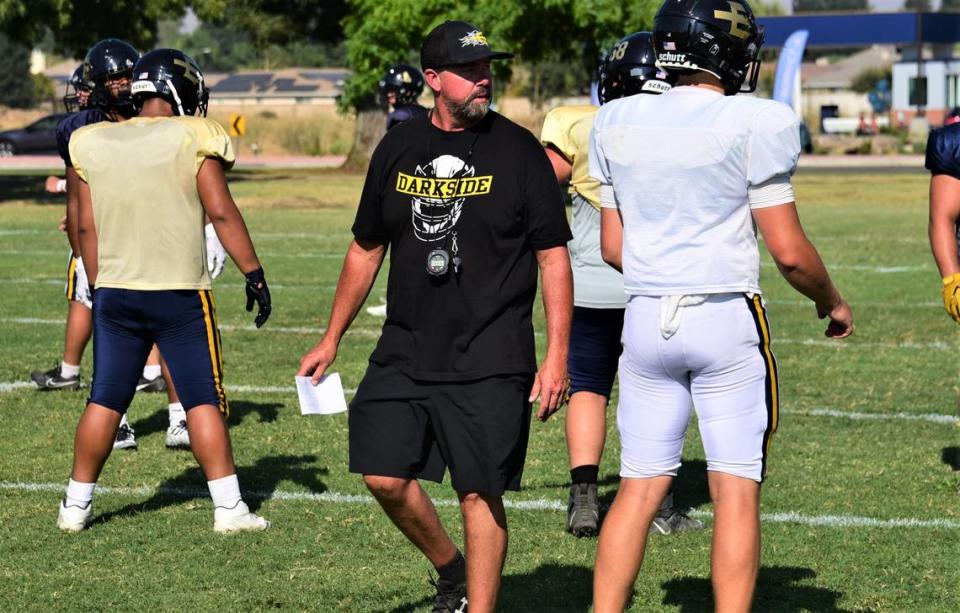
[131,49,210,117]
[411,155,473,242]
[598,32,676,104]
[379,64,425,107]
[83,38,140,117]
[653,0,764,95]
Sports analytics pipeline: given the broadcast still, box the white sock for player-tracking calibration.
[168,402,185,426]
[207,474,243,510]
[65,479,95,508]
[142,364,162,379]
[60,362,80,378]
[119,413,130,428]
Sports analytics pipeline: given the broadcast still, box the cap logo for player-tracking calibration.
[459,30,488,48]
[714,1,752,40]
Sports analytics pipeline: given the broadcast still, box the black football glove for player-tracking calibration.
[244,267,272,328]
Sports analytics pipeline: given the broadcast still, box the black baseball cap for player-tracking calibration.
[420,20,513,70]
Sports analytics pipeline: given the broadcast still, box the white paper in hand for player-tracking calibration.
[295,374,348,415]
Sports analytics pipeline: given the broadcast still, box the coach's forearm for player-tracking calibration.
[537,245,573,364]
[322,239,386,347]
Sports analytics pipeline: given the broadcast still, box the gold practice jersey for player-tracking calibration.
[539,105,601,210]
[71,116,235,290]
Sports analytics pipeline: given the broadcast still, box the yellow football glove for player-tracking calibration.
[942,273,960,323]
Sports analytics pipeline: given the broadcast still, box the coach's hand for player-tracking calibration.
[298,339,338,385]
[817,297,853,338]
[530,355,569,422]
[244,267,272,328]
[942,273,960,323]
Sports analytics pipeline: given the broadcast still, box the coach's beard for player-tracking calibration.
[445,89,490,124]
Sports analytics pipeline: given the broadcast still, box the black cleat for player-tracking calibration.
[567,482,600,538]
[136,375,167,393]
[31,364,80,391]
[430,575,467,613]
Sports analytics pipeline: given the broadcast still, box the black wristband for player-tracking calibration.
[245,267,265,285]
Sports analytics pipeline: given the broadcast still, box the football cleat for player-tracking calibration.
[567,482,600,537]
[429,574,468,613]
[31,364,80,391]
[136,374,167,393]
[165,420,191,449]
[57,498,93,532]
[649,507,704,535]
[213,501,270,533]
[113,424,138,450]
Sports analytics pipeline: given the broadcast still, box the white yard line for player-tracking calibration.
[1,480,955,529]
[2,381,953,425]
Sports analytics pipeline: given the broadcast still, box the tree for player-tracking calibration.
[339,0,660,167]
[793,0,868,11]
[0,33,35,108]
[943,0,960,10]
[0,0,191,57]
[902,0,932,9]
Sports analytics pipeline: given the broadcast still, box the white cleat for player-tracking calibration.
[165,420,191,449]
[57,499,93,532]
[213,501,271,533]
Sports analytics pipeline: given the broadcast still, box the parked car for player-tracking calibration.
[0,113,69,157]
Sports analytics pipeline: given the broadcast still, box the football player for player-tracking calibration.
[541,32,700,538]
[379,63,428,131]
[589,2,852,611]
[925,121,960,324]
[58,47,271,533]
[34,40,225,451]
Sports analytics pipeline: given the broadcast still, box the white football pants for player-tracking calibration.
[617,293,779,483]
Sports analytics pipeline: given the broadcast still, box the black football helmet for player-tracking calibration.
[378,64,424,106]
[63,65,93,113]
[131,49,210,117]
[598,32,676,104]
[83,38,140,117]
[653,0,764,95]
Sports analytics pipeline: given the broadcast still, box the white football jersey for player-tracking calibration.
[589,86,800,297]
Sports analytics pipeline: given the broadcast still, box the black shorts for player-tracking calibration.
[348,362,534,496]
[568,306,624,398]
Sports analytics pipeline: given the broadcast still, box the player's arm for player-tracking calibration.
[75,177,98,286]
[752,202,852,338]
[600,207,623,273]
[64,167,83,253]
[544,144,573,184]
[197,157,271,327]
[928,174,960,322]
[298,239,387,383]
[929,174,960,277]
[530,245,572,422]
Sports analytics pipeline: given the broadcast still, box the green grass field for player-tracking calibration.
[0,169,957,612]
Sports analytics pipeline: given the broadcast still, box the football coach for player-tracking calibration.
[298,20,572,613]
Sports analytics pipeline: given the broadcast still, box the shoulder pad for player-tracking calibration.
[926,124,960,179]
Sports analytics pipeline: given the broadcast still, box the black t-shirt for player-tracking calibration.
[353,111,571,381]
[386,104,428,131]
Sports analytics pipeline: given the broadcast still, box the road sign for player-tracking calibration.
[229,113,246,137]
